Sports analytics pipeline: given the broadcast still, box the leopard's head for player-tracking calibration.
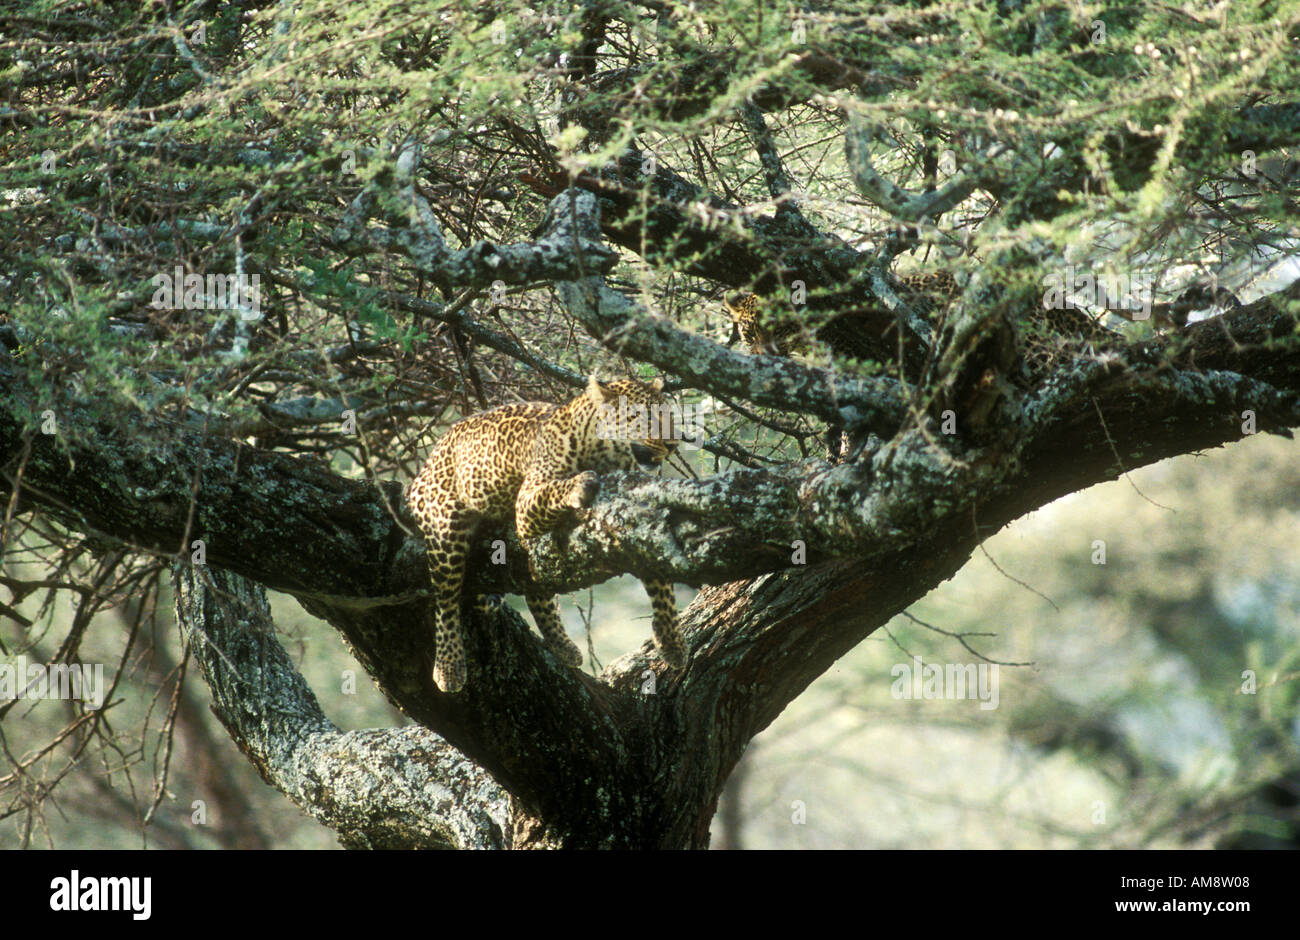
[585,375,679,469]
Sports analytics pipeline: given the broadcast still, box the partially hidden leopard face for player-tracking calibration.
[724,292,806,356]
[895,270,961,316]
[724,273,961,356]
[406,375,686,694]
[724,273,962,459]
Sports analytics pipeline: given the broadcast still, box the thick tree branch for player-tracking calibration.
[329,140,617,291]
[172,564,508,849]
[4,286,1298,607]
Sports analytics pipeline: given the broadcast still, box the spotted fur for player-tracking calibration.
[406,376,686,693]
[724,272,961,357]
[724,292,806,355]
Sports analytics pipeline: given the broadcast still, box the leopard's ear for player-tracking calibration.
[649,377,664,393]
[586,374,609,405]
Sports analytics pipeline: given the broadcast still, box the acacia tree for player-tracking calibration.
[2,1,1299,848]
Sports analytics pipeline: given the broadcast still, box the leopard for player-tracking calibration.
[724,291,806,356]
[723,271,962,358]
[723,272,963,457]
[406,375,687,694]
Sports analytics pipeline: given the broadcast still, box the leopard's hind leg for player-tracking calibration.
[642,579,686,668]
[525,593,583,668]
[421,508,476,693]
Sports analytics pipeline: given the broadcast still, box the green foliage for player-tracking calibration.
[300,259,424,349]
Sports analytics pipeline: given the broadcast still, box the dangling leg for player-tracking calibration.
[642,579,686,667]
[526,592,583,668]
[423,510,475,693]
[516,471,593,670]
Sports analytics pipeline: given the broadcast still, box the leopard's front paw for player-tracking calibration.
[565,471,599,510]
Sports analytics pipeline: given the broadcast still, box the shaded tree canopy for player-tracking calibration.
[2,0,1299,848]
